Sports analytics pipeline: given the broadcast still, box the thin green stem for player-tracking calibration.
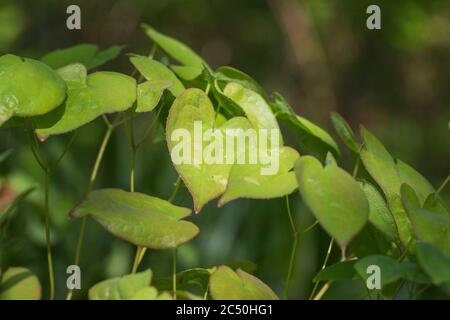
[173,248,177,300]
[285,195,297,235]
[52,132,78,169]
[437,175,450,194]
[309,238,334,300]
[168,176,182,203]
[352,156,360,178]
[44,172,55,300]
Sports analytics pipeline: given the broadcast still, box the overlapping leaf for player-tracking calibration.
[70,189,199,249]
[0,267,41,300]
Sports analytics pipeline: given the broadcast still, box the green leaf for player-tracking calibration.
[136,80,172,113]
[56,63,87,89]
[360,181,397,240]
[325,151,338,166]
[396,159,435,204]
[142,24,206,69]
[401,184,450,256]
[313,260,357,282]
[295,156,369,247]
[415,242,450,285]
[215,66,266,98]
[166,88,253,212]
[219,147,299,206]
[0,267,41,300]
[330,112,359,154]
[270,92,339,160]
[223,82,282,145]
[41,44,123,70]
[88,269,151,300]
[0,149,12,165]
[153,268,214,293]
[130,55,184,96]
[70,189,199,249]
[171,65,203,80]
[130,286,158,300]
[0,187,34,227]
[354,255,416,287]
[423,193,449,217]
[209,266,278,300]
[0,54,66,126]
[35,71,136,139]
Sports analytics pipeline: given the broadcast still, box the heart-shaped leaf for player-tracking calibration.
[89,269,152,300]
[130,55,184,96]
[270,92,339,160]
[41,44,124,70]
[401,184,450,256]
[0,54,66,126]
[209,266,278,300]
[70,189,199,249]
[0,267,41,300]
[166,88,253,212]
[219,146,299,206]
[35,70,136,139]
[142,24,206,69]
[354,255,416,288]
[295,156,369,247]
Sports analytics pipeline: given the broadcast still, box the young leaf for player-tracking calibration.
[330,112,359,154]
[0,267,41,300]
[136,80,172,113]
[215,66,266,98]
[219,147,299,206]
[88,269,152,300]
[0,54,66,126]
[70,189,199,249]
[55,63,87,89]
[354,255,416,287]
[209,266,278,300]
[313,260,357,282]
[142,24,206,69]
[401,184,450,256]
[166,88,253,212]
[270,92,339,160]
[130,55,184,96]
[295,156,369,247]
[35,71,136,139]
[415,242,450,285]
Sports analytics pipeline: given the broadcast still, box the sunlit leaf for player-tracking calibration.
[136,80,172,112]
[130,55,184,96]
[142,24,206,69]
[0,54,66,126]
[88,269,151,300]
[209,266,278,300]
[171,65,203,80]
[35,71,136,139]
[215,66,266,98]
[70,189,199,249]
[295,156,369,247]
[330,112,359,154]
[0,267,41,300]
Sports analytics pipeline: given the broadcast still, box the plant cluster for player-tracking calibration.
[0,24,449,300]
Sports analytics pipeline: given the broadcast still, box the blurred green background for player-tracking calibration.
[0,0,449,299]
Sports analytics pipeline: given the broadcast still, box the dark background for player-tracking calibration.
[0,0,449,299]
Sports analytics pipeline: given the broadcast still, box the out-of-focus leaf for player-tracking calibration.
[219,147,299,206]
[415,242,450,285]
[136,80,172,112]
[0,54,66,126]
[35,71,136,139]
[0,267,41,300]
[313,260,357,282]
[130,55,184,96]
[209,266,278,300]
[70,189,199,249]
[325,151,337,166]
[88,270,151,300]
[423,193,449,217]
[270,92,339,160]
[360,181,397,240]
[142,24,206,69]
[295,156,369,247]
[0,149,12,165]
[153,268,214,293]
[330,112,359,154]
[0,187,34,227]
[354,255,416,287]
[401,184,450,256]
[41,44,123,70]
[166,88,253,212]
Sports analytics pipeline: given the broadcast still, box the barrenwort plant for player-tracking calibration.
[0,24,449,300]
